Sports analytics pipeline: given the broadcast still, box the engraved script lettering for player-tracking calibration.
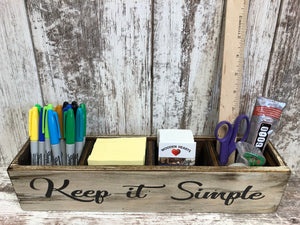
[171,181,265,205]
[123,184,166,198]
[30,178,265,206]
[30,178,111,204]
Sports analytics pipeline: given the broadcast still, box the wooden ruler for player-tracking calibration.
[218,0,249,164]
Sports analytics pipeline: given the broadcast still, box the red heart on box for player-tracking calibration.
[172,149,181,156]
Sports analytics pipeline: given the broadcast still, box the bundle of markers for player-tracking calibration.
[28,101,86,166]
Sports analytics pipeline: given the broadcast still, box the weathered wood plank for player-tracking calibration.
[0,168,296,224]
[240,0,281,116]
[264,0,300,175]
[152,0,224,135]
[26,0,152,135]
[8,168,290,213]
[0,0,42,167]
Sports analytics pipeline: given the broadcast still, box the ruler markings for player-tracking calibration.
[217,0,249,164]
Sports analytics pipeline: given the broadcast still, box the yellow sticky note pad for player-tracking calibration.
[88,137,147,165]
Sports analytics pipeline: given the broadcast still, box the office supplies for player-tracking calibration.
[236,142,266,166]
[80,103,86,146]
[63,104,72,117]
[243,152,265,166]
[38,107,45,165]
[218,0,249,164]
[157,129,196,166]
[48,109,62,165]
[64,108,76,165]
[54,105,66,165]
[72,101,78,116]
[88,137,146,165]
[215,115,250,166]
[63,101,69,109]
[75,107,84,165]
[42,105,52,165]
[9,136,291,213]
[35,104,42,113]
[246,97,286,152]
[29,106,39,165]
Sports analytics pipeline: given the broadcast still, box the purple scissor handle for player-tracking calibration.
[214,114,250,166]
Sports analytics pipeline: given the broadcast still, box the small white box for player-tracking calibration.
[157,129,196,166]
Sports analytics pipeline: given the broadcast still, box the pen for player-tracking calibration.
[35,104,42,114]
[48,109,62,165]
[80,103,86,146]
[38,107,45,165]
[63,104,72,117]
[72,101,78,116]
[54,105,66,165]
[64,108,76,165]
[43,105,52,165]
[29,106,39,165]
[75,107,84,165]
[63,101,69,109]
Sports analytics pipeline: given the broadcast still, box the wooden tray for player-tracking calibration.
[7,136,290,213]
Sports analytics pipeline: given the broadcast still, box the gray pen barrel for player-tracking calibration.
[38,141,45,165]
[75,142,84,165]
[66,144,75,166]
[52,144,62,165]
[60,139,66,165]
[30,141,38,165]
[45,139,52,165]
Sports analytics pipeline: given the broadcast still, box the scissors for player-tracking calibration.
[215,114,250,166]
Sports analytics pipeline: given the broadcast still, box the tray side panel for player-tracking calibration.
[8,169,290,213]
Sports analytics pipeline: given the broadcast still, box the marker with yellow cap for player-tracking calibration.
[29,106,39,165]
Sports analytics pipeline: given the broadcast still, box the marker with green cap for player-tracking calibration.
[35,104,42,114]
[43,105,53,165]
[64,108,76,165]
[43,104,53,165]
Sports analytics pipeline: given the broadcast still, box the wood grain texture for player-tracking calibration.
[6,137,290,213]
[152,0,224,135]
[8,168,290,213]
[26,0,152,135]
[240,0,281,117]
[0,0,43,167]
[264,0,300,176]
[0,167,299,224]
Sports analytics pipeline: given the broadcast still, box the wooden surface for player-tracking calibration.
[152,0,223,135]
[7,137,290,213]
[26,0,153,135]
[0,0,299,223]
[1,167,299,224]
[8,169,290,213]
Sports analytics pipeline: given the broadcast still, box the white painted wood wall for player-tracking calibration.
[0,0,299,176]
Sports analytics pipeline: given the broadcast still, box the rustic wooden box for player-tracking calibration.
[7,136,290,213]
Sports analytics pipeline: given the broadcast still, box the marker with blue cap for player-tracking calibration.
[48,109,62,165]
[63,104,72,117]
[75,107,84,165]
[38,107,45,165]
[80,103,86,146]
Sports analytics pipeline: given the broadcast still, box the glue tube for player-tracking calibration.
[246,96,286,153]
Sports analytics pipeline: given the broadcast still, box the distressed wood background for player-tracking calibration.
[1,0,299,172]
[0,0,299,223]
